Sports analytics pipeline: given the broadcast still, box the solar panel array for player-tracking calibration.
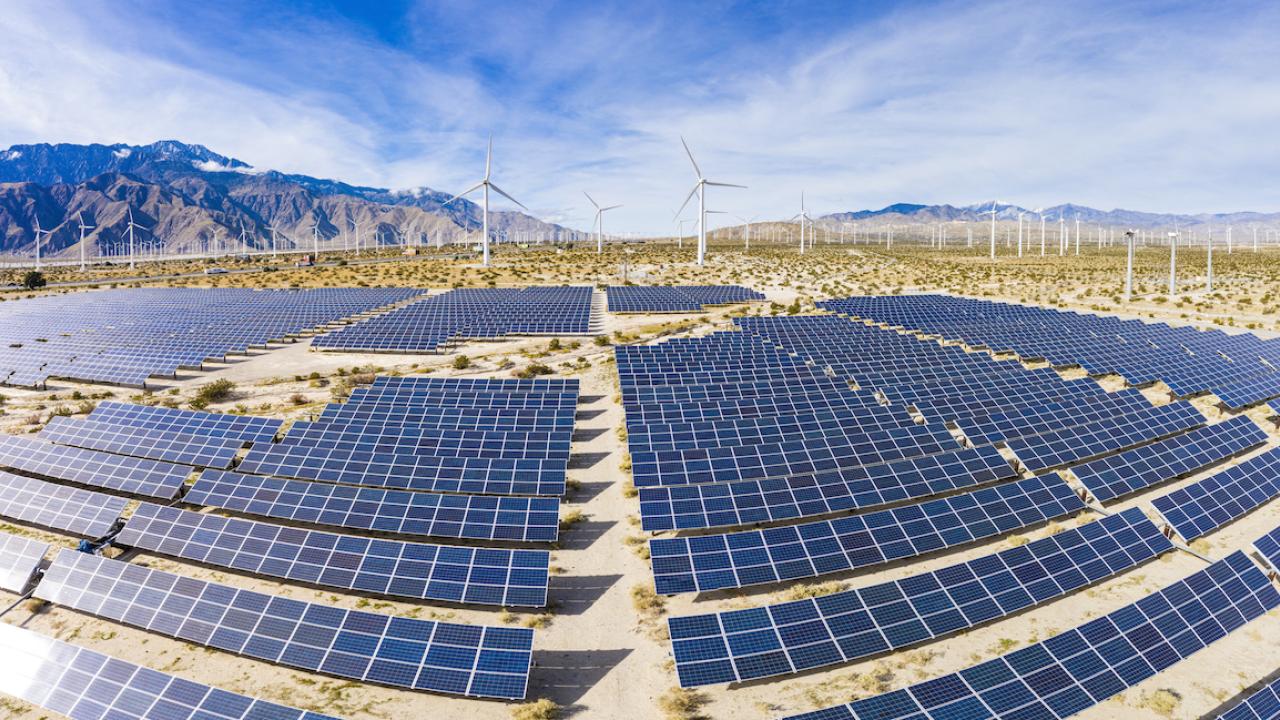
[785,550,1280,720]
[37,550,534,699]
[40,415,244,468]
[820,294,1280,406]
[1219,676,1280,720]
[1003,400,1206,472]
[668,508,1173,687]
[606,285,765,313]
[1071,415,1268,502]
[650,474,1086,594]
[87,401,283,444]
[0,530,49,592]
[0,622,339,720]
[0,433,189,499]
[0,470,127,537]
[0,287,421,388]
[116,503,551,607]
[1154,447,1280,541]
[313,286,595,352]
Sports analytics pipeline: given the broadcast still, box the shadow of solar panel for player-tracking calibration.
[1005,401,1206,472]
[36,550,534,699]
[1073,416,1268,502]
[1153,446,1280,541]
[0,471,127,537]
[40,416,242,468]
[668,508,1173,686]
[187,470,560,542]
[0,434,188,499]
[0,530,48,593]
[638,445,1015,532]
[0,622,340,720]
[650,473,1086,594]
[784,551,1280,720]
[88,401,283,444]
[1218,675,1280,720]
[116,503,550,606]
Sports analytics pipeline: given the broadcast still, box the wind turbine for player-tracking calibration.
[238,225,248,254]
[77,212,94,271]
[1168,225,1179,296]
[126,208,145,270]
[1124,229,1136,301]
[312,221,321,257]
[32,217,51,270]
[1206,227,1214,292]
[1017,211,1025,258]
[791,192,813,254]
[269,225,280,259]
[675,137,745,266]
[984,201,998,260]
[445,135,527,267]
[584,192,621,255]
[734,215,758,250]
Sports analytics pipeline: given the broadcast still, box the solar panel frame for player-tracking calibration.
[0,470,127,537]
[87,401,283,444]
[1004,400,1206,472]
[0,434,189,499]
[1152,446,1280,541]
[0,530,49,593]
[40,416,243,469]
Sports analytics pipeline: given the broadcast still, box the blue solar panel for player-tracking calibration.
[36,550,534,699]
[87,401,283,444]
[954,388,1154,446]
[0,622,340,720]
[637,445,1015,531]
[784,550,1280,720]
[0,434,188,499]
[40,415,243,468]
[1152,447,1280,541]
[667,508,1173,687]
[0,530,49,593]
[1005,401,1206,472]
[649,474,1086,594]
[1219,675,1280,720]
[187,469,561,542]
[607,285,764,313]
[1072,416,1268,502]
[0,470,127,537]
[116,503,550,607]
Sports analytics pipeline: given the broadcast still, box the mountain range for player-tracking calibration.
[820,201,1280,230]
[0,141,567,259]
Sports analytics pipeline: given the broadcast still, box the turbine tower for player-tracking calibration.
[790,192,814,254]
[984,201,998,260]
[584,192,621,255]
[126,208,145,270]
[77,212,94,271]
[675,137,745,266]
[33,217,51,270]
[1124,229,1136,302]
[734,215,758,250]
[445,135,528,267]
[1168,227,1179,296]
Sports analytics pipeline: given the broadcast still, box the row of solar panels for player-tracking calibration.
[605,284,765,313]
[821,294,1280,409]
[313,286,597,352]
[0,288,423,388]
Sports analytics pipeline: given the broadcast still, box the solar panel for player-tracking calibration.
[1004,400,1206,472]
[88,401,283,444]
[0,471,127,537]
[36,550,534,699]
[236,443,566,497]
[1072,416,1268,502]
[667,508,1172,687]
[271,424,571,458]
[783,550,1280,720]
[186,470,561,542]
[649,473,1086,594]
[1218,675,1280,720]
[40,416,244,469]
[0,434,189,499]
[116,503,550,607]
[0,530,48,592]
[954,388,1154,446]
[1152,447,1280,541]
[638,445,1015,532]
[0,622,339,720]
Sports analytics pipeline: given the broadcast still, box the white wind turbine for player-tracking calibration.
[734,215,758,250]
[125,208,146,270]
[1123,229,1137,301]
[33,217,52,270]
[77,212,94,271]
[445,135,528,268]
[791,192,813,254]
[238,225,248,254]
[584,192,621,255]
[675,137,745,266]
[984,201,998,260]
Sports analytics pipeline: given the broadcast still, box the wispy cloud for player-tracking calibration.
[1,0,1277,232]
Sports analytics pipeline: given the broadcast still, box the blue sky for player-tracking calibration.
[2,0,1278,232]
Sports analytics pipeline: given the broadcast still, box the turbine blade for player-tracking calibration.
[603,204,622,212]
[583,191,599,209]
[488,183,528,211]
[705,181,747,189]
[485,135,492,181]
[444,181,485,206]
[674,183,699,219]
[680,136,702,179]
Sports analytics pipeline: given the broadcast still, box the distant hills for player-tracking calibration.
[821,201,1280,229]
[0,141,567,259]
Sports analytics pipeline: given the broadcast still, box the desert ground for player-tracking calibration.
[1,239,1279,720]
